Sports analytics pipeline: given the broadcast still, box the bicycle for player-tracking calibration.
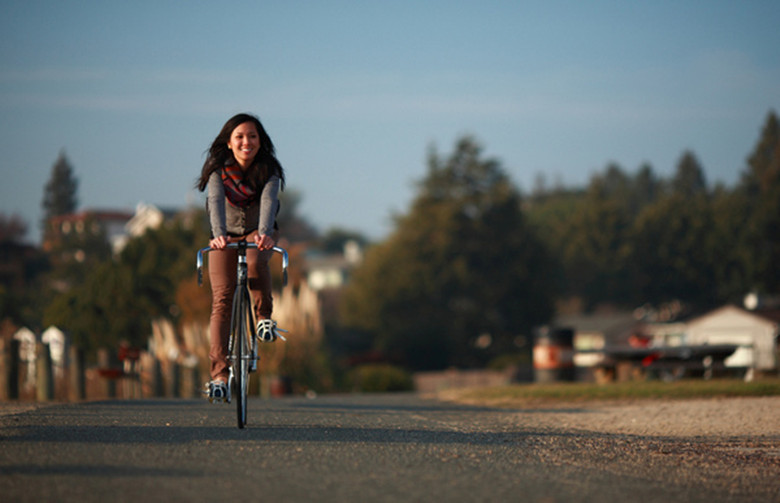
[197,241,289,428]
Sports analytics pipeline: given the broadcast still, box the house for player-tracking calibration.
[114,202,181,253]
[43,209,134,255]
[305,240,363,291]
[685,305,780,373]
[554,310,641,352]
[44,203,186,256]
[552,310,643,377]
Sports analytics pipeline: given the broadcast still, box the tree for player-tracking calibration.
[738,110,780,293]
[41,151,78,231]
[43,261,151,354]
[0,213,48,327]
[341,136,556,370]
[709,187,753,302]
[672,150,707,197]
[0,214,28,243]
[631,163,662,213]
[558,171,634,307]
[620,151,718,307]
[741,110,780,195]
[627,192,717,307]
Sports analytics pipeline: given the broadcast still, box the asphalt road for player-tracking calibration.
[1,393,778,502]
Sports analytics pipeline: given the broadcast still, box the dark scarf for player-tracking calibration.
[221,163,256,207]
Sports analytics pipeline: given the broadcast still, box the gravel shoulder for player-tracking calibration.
[438,393,780,438]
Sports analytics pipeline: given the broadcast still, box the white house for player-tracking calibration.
[305,240,364,291]
[685,305,779,371]
[113,202,179,254]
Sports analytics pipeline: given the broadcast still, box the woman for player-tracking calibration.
[197,113,285,400]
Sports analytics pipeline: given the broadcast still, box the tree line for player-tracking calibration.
[525,110,779,312]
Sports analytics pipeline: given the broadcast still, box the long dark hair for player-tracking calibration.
[197,113,285,192]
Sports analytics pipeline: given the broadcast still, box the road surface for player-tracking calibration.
[1,393,779,502]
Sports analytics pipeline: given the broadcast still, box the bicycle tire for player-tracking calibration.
[235,288,251,429]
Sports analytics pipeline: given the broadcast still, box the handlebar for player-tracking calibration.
[197,243,288,287]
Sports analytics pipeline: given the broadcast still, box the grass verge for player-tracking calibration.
[439,378,780,408]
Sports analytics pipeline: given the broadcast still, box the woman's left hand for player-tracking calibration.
[254,232,276,251]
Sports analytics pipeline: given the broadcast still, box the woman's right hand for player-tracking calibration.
[209,235,228,249]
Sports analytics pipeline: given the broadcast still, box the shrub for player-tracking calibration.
[349,364,414,392]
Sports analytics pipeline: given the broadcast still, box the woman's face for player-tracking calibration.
[227,121,260,168]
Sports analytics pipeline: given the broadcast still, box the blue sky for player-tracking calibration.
[1,1,778,244]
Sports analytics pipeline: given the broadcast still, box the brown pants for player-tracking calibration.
[208,246,275,382]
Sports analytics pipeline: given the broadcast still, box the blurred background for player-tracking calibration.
[1,1,778,399]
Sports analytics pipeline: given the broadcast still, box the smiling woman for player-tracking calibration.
[196,112,286,400]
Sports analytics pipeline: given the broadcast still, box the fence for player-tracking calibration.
[0,337,208,402]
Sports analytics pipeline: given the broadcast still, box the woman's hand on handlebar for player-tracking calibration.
[254,232,276,251]
[209,233,274,251]
[209,235,228,249]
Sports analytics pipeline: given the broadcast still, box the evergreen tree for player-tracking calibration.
[672,150,707,197]
[710,187,753,302]
[628,191,717,307]
[738,110,780,293]
[741,110,779,194]
[559,173,634,307]
[631,163,661,213]
[41,151,78,229]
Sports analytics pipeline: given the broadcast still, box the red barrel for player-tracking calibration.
[533,328,575,382]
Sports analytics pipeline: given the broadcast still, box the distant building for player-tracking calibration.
[114,202,181,253]
[562,301,780,379]
[685,305,780,372]
[553,310,642,371]
[554,310,641,351]
[42,203,190,256]
[43,209,134,255]
[305,240,364,291]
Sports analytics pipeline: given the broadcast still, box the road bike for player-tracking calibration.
[197,241,288,428]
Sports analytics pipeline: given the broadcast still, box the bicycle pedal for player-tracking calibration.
[273,326,288,341]
[206,381,229,403]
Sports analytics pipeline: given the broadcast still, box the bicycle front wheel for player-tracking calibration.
[234,288,252,429]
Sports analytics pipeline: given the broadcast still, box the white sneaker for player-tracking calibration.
[256,319,287,342]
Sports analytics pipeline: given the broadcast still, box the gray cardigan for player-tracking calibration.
[207,170,280,237]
